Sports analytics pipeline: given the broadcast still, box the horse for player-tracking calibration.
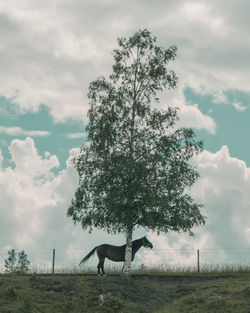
[79,236,153,275]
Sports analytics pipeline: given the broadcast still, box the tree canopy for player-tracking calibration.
[67,29,205,237]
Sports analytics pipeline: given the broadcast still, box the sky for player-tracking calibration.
[0,0,250,271]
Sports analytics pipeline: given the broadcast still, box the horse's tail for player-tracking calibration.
[79,246,97,266]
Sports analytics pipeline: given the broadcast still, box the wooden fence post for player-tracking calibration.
[52,248,55,274]
[197,249,200,273]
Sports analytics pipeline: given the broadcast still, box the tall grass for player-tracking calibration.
[131,263,250,275]
[19,263,250,275]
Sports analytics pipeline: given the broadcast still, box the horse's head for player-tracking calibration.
[142,236,153,249]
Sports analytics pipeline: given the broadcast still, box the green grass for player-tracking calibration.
[155,274,250,313]
[1,270,250,312]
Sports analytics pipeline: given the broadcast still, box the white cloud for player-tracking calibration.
[65,132,85,139]
[0,149,3,170]
[137,146,250,267]
[0,138,59,253]
[0,126,50,137]
[179,104,216,134]
[0,0,249,125]
[0,138,60,251]
[179,2,226,33]
[9,137,59,179]
[0,137,124,270]
[212,90,229,104]
[233,101,247,112]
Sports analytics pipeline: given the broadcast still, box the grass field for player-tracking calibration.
[1,270,250,312]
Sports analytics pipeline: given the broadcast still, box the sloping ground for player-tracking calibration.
[0,273,250,312]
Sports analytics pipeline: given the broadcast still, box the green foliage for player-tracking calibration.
[5,249,17,273]
[16,250,30,273]
[4,249,30,274]
[68,29,205,235]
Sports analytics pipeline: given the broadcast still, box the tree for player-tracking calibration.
[4,249,30,273]
[16,250,30,273]
[5,249,17,273]
[67,29,205,278]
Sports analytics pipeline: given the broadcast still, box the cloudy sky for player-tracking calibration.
[0,0,250,271]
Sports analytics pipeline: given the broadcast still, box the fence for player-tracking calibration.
[0,247,250,274]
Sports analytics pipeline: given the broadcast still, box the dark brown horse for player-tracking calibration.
[79,236,153,275]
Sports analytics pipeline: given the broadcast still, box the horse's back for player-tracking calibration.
[96,244,110,257]
[97,244,125,262]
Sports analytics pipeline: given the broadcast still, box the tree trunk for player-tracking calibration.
[121,228,133,280]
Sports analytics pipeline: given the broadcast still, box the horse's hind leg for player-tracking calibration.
[97,262,100,275]
[97,258,105,276]
[101,260,106,276]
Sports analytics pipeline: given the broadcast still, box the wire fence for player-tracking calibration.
[0,247,250,274]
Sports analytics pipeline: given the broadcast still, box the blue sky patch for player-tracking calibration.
[185,88,250,166]
[0,101,86,171]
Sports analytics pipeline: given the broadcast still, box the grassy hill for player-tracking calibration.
[0,271,250,312]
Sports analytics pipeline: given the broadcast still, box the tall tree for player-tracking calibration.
[67,29,205,278]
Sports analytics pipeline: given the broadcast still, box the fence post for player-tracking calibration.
[197,249,200,273]
[52,248,55,274]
